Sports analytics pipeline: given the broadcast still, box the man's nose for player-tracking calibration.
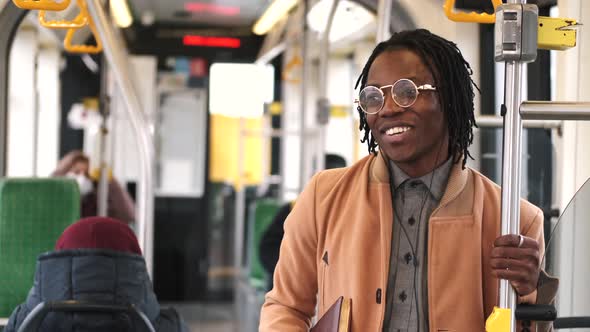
[380,92,405,115]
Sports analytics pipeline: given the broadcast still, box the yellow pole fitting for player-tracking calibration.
[12,0,70,11]
[538,16,580,51]
[486,307,512,332]
[269,102,282,115]
[90,167,113,182]
[281,55,303,84]
[443,0,502,24]
[39,0,89,29]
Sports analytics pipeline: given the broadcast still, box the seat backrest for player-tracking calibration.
[0,178,80,317]
[247,198,281,289]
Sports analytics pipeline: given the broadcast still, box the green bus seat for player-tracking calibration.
[247,198,282,290]
[0,178,80,318]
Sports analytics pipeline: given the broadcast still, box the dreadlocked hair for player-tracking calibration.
[355,29,479,169]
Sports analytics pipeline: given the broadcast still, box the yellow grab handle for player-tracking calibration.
[12,0,70,11]
[39,12,88,29]
[443,0,502,24]
[39,0,88,29]
[64,19,103,54]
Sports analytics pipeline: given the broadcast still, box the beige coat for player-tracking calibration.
[260,152,553,331]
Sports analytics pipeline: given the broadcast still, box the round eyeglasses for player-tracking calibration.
[355,78,437,114]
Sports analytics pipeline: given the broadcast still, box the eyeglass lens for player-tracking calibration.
[359,79,419,114]
[392,79,418,108]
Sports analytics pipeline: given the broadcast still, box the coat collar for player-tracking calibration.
[370,150,469,210]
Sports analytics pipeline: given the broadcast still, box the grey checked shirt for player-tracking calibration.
[383,158,453,332]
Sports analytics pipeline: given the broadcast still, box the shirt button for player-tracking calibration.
[404,252,413,264]
[408,216,416,225]
[399,291,407,302]
[410,181,420,188]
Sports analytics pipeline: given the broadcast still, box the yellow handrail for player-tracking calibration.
[443,0,502,24]
[39,0,88,29]
[12,0,70,11]
[64,18,103,54]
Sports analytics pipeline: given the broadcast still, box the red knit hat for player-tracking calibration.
[56,217,142,255]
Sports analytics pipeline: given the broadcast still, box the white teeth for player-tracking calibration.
[386,126,411,136]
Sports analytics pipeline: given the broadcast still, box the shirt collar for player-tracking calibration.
[389,157,454,201]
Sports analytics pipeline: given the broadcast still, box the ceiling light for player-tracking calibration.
[185,2,240,16]
[307,0,374,42]
[110,0,133,28]
[141,11,155,26]
[210,63,274,118]
[253,0,298,35]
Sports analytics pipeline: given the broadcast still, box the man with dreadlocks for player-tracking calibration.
[259,29,556,331]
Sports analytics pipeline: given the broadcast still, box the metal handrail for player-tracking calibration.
[520,101,590,121]
[17,301,155,332]
[476,115,562,130]
[86,0,156,276]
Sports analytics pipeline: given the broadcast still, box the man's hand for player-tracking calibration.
[491,234,541,296]
[53,150,86,176]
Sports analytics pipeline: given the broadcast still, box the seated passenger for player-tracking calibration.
[4,217,188,332]
[53,150,136,223]
[259,154,346,291]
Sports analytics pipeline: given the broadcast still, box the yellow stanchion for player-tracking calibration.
[12,0,70,11]
[486,307,512,332]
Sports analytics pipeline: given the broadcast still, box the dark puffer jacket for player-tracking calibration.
[5,249,188,332]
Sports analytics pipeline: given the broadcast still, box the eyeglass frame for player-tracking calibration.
[355,78,437,115]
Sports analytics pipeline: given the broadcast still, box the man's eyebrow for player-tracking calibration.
[365,82,383,87]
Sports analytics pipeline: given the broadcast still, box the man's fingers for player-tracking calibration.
[491,268,528,282]
[494,234,539,249]
[490,258,533,271]
[491,247,540,263]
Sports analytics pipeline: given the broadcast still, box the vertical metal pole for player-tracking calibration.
[233,117,246,332]
[86,0,156,276]
[33,52,39,176]
[97,124,109,216]
[376,0,393,42]
[498,2,527,331]
[234,117,246,275]
[298,0,309,191]
[0,3,28,177]
[97,55,110,217]
[316,0,340,173]
[499,61,523,332]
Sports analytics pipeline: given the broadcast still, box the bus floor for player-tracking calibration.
[166,302,235,331]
